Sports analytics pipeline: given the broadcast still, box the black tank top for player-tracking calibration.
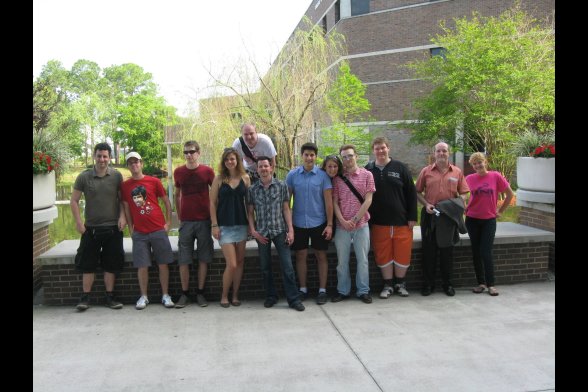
[217,179,248,226]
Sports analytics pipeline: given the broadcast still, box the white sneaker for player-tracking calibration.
[136,295,149,310]
[379,286,393,299]
[394,283,410,297]
[162,294,175,308]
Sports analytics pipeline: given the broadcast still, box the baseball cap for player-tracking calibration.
[125,152,142,162]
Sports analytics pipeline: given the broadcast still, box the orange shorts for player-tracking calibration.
[370,224,413,268]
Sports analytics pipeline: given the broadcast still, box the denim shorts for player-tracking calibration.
[218,225,248,245]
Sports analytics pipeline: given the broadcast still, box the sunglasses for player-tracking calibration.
[325,154,342,162]
[183,150,198,155]
[223,147,237,153]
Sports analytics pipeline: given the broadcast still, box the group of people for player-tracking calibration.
[71,123,513,312]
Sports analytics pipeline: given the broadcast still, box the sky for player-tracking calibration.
[33,0,312,115]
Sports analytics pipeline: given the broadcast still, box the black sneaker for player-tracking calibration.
[291,302,305,311]
[316,292,328,305]
[358,293,372,304]
[298,290,307,301]
[331,293,350,303]
[175,294,191,308]
[76,294,90,311]
[105,294,123,309]
[264,297,278,308]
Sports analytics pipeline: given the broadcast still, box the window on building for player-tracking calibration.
[430,47,447,59]
[335,0,340,23]
[351,0,370,16]
[322,16,327,34]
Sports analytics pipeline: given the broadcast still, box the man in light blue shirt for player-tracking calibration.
[286,142,333,305]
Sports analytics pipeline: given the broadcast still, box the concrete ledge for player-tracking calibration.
[36,222,554,305]
[33,206,58,231]
[37,222,554,265]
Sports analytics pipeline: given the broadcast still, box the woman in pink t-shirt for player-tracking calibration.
[465,152,514,296]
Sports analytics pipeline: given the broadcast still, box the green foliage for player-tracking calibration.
[405,3,555,180]
[34,60,174,167]
[509,129,555,157]
[118,94,173,168]
[322,61,372,155]
[32,131,69,177]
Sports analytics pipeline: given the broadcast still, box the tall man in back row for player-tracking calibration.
[232,123,277,183]
[365,136,417,298]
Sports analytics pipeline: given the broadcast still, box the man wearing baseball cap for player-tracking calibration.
[121,151,176,310]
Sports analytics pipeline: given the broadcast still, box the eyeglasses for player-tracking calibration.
[183,150,198,155]
[341,154,355,160]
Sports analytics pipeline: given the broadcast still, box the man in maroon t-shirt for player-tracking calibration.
[173,141,215,308]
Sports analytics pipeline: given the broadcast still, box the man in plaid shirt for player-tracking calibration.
[247,156,305,311]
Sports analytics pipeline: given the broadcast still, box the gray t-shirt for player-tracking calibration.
[73,166,123,227]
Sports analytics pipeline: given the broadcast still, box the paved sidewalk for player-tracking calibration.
[33,281,555,392]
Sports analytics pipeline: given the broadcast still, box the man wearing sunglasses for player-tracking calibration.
[173,141,215,308]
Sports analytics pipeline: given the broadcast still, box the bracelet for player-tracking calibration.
[211,224,219,228]
[327,224,333,227]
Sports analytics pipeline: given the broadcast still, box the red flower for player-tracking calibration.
[530,144,555,158]
[33,151,59,174]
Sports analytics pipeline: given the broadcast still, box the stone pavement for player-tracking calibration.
[33,280,555,392]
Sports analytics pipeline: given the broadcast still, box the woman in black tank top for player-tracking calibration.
[210,148,251,307]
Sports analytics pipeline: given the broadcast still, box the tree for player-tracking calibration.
[406,4,555,180]
[207,17,347,170]
[118,93,175,170]
[321,61,372,156]
[34,60,174,167]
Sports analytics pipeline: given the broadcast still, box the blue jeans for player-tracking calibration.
[333,225,371,296]
[257,231,301,305]
[465,217,497,286]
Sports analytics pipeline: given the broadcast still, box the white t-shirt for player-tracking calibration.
[232,133,277,171]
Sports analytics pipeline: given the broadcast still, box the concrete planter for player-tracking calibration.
[516,157,555,192]
[33,171,56,210]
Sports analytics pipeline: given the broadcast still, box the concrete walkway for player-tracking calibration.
[33,280,555,392]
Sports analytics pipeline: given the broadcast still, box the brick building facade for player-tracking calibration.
[290,0,555,174]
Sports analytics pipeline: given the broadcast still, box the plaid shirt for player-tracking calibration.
[247,178,290,238]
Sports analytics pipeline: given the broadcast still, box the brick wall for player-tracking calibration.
[41,241,550,306]
[519,207,555,232]
[519,207,555,273]
[33,226,51,294]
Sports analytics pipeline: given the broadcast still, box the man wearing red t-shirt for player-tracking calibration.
[173,141,215,308]
[121,152,175,310]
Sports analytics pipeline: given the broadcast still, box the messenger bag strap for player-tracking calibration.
[340,175,364,204]
[239,137,257,163]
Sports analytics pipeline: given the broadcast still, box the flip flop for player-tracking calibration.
[231,300,241,306]
[472,285,487,294]
[220,301,230,308]
[488,287,499,296]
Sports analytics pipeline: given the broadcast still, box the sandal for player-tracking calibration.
[231,299,241,306]
[488,287,499,296]
[472,285,487,294]
[220,300,230,308]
